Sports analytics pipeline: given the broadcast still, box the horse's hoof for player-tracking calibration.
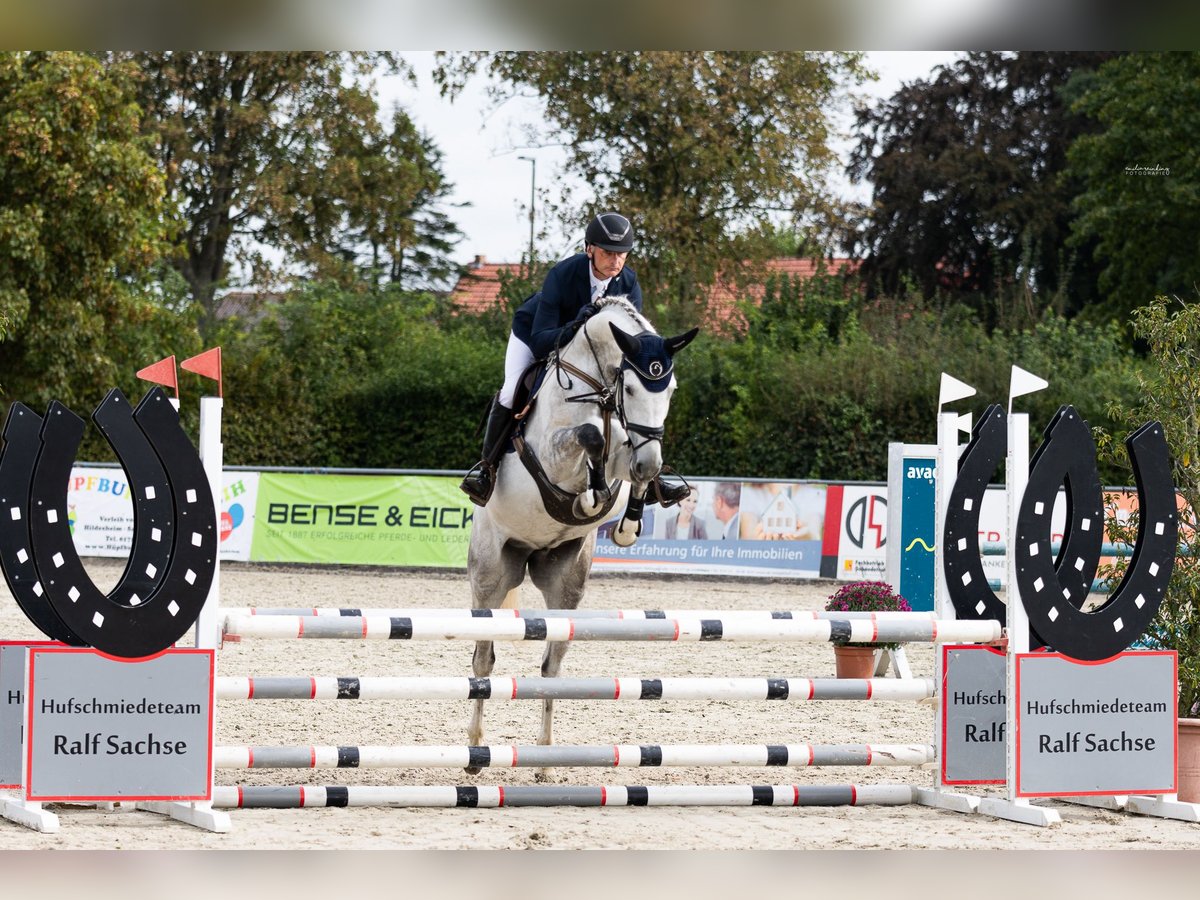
[533,768,557,784]
[574,491,600,518]
[611,520,640,547]
[464,766,481,776]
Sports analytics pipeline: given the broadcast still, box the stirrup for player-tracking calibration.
[651,467,691,508]
[459,460,495,507]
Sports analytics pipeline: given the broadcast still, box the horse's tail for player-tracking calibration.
[500,587,521,609]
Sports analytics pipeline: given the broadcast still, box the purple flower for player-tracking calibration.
[824,580,911,613]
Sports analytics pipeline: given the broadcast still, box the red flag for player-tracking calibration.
[182,347,223,398]
[136,356,177,395]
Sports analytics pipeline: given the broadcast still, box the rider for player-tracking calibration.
[460,211,691,509]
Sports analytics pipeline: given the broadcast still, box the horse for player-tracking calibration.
[466,296,698,777]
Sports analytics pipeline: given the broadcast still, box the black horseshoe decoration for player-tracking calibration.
[1016,415,1177,660]
[0,402,85,644]
[131,387,218,646]
[943,404,1007,623]
[1027,406,1105,610]
[90,389,176,607]
[27,389,217,658]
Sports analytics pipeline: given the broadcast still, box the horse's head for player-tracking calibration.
[585,298,698,485]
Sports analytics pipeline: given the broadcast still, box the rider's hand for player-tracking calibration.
[576,302,600,322]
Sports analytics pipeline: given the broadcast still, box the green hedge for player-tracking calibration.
[202,280,1147,485]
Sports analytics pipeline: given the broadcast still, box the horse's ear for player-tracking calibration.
[608,322,642,357]
[664,327,700,357]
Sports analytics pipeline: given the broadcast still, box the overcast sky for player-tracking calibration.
[379,51,962,266]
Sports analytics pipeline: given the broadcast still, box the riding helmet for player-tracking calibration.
[585,212,635,253]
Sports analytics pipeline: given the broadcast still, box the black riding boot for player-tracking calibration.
[459,396,513,507]
[651,468,691,508]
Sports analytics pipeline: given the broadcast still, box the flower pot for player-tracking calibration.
[1178,717,1200,802]
[833,645,878,679]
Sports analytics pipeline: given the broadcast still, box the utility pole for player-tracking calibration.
[518,155,535,267]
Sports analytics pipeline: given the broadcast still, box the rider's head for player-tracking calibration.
[584,212,634,280]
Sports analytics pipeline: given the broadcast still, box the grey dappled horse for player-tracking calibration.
[466,297,698,776]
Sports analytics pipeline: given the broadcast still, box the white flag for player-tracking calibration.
[956,412,973,435]
[1009,365,1049,403]
[938,372,976,409]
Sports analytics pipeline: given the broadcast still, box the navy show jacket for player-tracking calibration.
[511,253,643,358]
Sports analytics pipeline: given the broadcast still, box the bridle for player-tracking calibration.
[508,315,669,527]
[557,320,667,470]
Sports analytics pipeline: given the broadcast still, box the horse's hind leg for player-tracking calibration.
[527,534,595,782]
[465,526,526,773]
[467,639,495,762]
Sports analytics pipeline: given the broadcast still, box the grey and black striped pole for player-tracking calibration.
[215,675,936,702]
[226,607,941,621]
[214,743,935,770]
[213,783,916,809]
[223,614,1000,644]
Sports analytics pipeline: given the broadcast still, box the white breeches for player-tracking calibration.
[498,332,535,408]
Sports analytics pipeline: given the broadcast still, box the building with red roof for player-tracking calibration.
[449,255,862,324]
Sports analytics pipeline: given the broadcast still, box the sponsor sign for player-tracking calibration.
[886,447,936,611]
[67,467,138,558]
[594,480,825,577]
[0,642,60,789]
[216,471,258,561]
[836,485,888,582]
[67,466,257,563]
[1015,651,1177,797]
[249,473,471,567]
[25,648,214,801]
[940,644,1006,785]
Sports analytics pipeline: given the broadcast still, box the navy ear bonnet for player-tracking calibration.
[621,331,675,392]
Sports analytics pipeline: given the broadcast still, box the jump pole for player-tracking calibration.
[214,743,935,770]
[212,783,917,809]
[226,607,941,621]
[214,675,937,702]
[222,614,1001,645]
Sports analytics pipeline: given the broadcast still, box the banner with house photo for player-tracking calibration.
[592,479,828,578]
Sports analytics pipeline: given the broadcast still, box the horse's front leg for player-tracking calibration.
[611,482,649,547]
[567,423,610,518]
[465,522,525,773]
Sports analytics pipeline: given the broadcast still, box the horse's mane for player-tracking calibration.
[595,295,655,335]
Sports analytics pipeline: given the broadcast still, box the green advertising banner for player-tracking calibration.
[250,473,472,567]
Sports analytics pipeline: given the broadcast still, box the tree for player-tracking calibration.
[436,51,865,319]
[848,52,1119,323]
[314,107,463,291]
[1096,297,1200,717]
[112,52,461,335]
[0,51,187,416]
[1065,52,1200,324]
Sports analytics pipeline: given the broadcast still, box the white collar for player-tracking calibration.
[588,263,612,301]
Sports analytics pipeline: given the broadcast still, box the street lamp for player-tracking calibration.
[517,155,535,266]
